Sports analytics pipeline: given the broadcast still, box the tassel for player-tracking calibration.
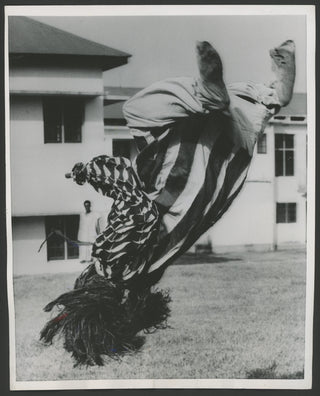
[40,272,171,366]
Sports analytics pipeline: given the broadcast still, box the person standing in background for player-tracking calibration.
[78,200,101,263]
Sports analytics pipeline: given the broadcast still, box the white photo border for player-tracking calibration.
[4,4,316,391]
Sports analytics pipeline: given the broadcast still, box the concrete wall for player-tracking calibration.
[10,94,113,216]
[9,64,114,274]
[9,64,103,95]
[12,216,86,275]
[9,63,112,215]
[209,180,274,251]
[274,124,307,244]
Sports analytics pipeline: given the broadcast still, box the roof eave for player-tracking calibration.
[9,53,130,71]
[102,55,130,71]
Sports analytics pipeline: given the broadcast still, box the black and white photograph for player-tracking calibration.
[5,4,315,390]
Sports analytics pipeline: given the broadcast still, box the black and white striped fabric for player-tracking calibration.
[81,77,280,286]
[77,155,160,283]
[123,78,280,278]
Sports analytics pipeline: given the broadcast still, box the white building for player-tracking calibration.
[9,17,130,275]
[9,17,307,276]
[208,95,307,252]
[103,91,307,253]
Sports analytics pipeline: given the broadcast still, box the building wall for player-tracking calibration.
[10,93,113,272]
[12,216,85,275]
[247,124,275,182]
[209,181,275,251]
[209,124,276,251]
[274,123,307,244]
[209,123,307,249]
[9,64,103,95]
[9,63,110,212]
[10,65,113,274]
[10,94,113,216]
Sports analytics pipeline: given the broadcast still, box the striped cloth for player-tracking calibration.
[74,156,160,283]
[78,77,280,286]
[122,77,280,279]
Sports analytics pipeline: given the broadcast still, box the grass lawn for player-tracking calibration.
[13,248,306,381]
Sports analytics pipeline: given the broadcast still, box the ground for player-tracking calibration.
[13,248,306,381]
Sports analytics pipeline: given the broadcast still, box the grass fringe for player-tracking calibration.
[246,362,304,379]
[40,271,171,367]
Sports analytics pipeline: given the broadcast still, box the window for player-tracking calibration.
[290,116,305,122]
[112,139,137,160]
[275,134,294,176]
[276,203,297,223]
[45,215,80,261]
[257,134,267,154]
[43,97,84,143]
[104,118,127,126]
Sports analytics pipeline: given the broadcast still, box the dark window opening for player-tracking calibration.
[257,134,267,154]
[45,215,79,261]
[274,115,286,120]
[275,134,294,176]
[290,116,305,122]
[43,97,84,143]
[276,203,297,223]
[104,118,127,126]
[112,139,137,160]
[43,100,62,143]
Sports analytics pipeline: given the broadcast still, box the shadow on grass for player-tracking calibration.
[246,363,304,379]
[174,253,242,266]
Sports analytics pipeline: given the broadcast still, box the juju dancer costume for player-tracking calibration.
[41,40,296,366]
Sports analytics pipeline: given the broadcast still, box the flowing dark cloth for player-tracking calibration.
[83,77,280,286]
